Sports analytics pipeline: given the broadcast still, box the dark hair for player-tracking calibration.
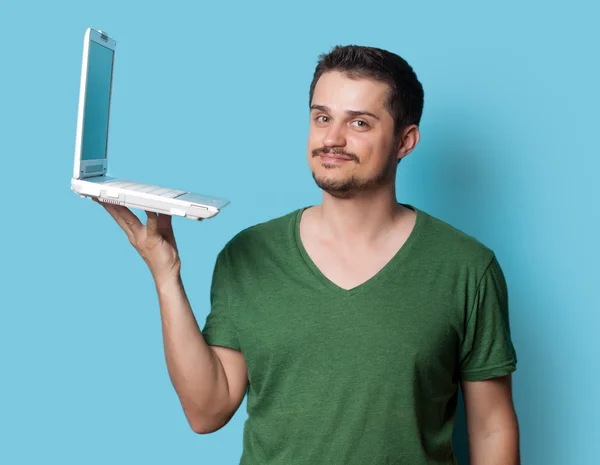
[309,45,424,136]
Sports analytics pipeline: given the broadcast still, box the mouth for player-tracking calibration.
[319,153,354,163]
[313,148,358,164]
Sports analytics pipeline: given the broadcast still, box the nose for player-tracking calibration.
[323,122,346,148]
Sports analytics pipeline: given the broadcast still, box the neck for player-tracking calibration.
[316,183,406,243]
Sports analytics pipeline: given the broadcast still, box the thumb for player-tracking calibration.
[145,211,159,235]
[158,213,178,249]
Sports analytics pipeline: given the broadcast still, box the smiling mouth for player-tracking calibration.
[314,149,358,163]
[319,153,354,162]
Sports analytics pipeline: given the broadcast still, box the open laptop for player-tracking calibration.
[71,28,229,220]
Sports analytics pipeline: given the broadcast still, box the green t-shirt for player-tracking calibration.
[201,204,517,465]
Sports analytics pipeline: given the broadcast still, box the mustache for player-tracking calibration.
[312,147,359,162]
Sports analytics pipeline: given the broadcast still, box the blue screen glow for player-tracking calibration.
[81,41,114,161]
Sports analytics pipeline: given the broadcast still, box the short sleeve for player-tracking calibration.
[459,255,517,381]
[201,250,241,351]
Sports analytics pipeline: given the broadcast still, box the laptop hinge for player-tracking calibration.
[79,159,108,179]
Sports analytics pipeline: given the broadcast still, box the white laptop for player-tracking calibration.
[71,28,229,220]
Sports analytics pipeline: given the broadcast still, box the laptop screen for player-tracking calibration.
[81,41,114,161]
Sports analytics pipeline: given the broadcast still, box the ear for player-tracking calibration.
[395,124,420,162]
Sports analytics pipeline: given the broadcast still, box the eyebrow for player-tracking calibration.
[310,104,380,121]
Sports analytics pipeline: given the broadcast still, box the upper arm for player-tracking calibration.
[210,345,249,423]
[201,247,248,429]
[459,255,517,380]
[461,375,517,434]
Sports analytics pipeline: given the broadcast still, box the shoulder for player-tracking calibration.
[412,205,497,272]
[217,208,302,263]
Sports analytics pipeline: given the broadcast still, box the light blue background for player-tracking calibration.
[1,1,598,464]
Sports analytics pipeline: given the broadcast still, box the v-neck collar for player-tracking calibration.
[292,203,425,297]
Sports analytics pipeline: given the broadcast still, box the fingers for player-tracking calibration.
[94,197,181,250]
[95,199,143,243]
[115,205,144,234]
[101,204,136,243]
[145,210,173,233]
[145,211,178,249]
[157,212,173,231]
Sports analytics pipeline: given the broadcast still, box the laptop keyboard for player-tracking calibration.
[101,180,186,199]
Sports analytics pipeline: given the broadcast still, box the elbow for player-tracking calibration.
[189,419,221,435]
[179,386,237,434]
[186,410,231,435]
[190,421,216,435]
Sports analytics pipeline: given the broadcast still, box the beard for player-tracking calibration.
[311,147,397,199]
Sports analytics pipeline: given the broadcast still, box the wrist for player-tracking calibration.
[154,271,182,294]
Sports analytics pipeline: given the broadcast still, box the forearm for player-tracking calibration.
[469,424,520,465]
[155,275,230,428]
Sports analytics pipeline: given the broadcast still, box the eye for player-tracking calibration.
[315,115,330,123]
[351,120,369,129]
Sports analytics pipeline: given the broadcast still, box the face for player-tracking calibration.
[308,71,414,199]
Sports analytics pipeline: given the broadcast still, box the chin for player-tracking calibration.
[312,170,360,199]
[311,165,348,184]
[310,158,349,175]
[311,161,395,199]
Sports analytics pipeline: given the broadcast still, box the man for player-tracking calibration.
[98,45,520,464]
